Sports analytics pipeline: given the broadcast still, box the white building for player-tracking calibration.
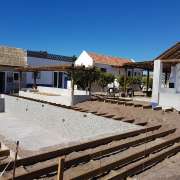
[152,42,180,110]
[26,50,75,89]
[75,51,143,77]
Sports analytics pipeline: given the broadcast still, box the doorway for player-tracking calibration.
[0,72,5,93]
[53,72,63,88]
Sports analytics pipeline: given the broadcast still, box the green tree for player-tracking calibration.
[73,68,115,91]
[98,72,115,90]
[116,75,142,90]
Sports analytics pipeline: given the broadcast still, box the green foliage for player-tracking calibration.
[116,75,142,90]
[142,76,153,88]
[98,72,115,89]
[73,68,115,90]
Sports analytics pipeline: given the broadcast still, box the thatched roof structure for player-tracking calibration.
[0,46,27,67]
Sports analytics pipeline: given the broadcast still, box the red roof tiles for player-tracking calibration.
[87,52,131,67]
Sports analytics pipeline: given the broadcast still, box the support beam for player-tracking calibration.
[71,65,74,106]
[19,71,22,91]
[33,72,38,89]
[146,69,150,96]
[165,69,168,86]
[124,67,127,94]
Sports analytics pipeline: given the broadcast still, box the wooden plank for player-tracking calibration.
[72,136,180,180]
[143,105,152,109]
[123,119,135,123]
[102,114,114,118]
[0,125,161,172]
[108,145,180,180]
[12,128,175,180]
[0,149,10,157]
[135,122,148,126]
[57,157,65,180]
[112,117,124,120]
[65,128,176,169]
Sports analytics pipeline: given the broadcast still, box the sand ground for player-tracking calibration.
[75,100,180,180]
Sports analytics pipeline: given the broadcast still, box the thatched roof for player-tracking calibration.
[0,46,27,67]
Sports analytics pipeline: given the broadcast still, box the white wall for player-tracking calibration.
[75,51,143,77]
[75,51,94,67]
[27,57,72,87]
[151,60,162,105]
[19,86,90,106]
[152,61,180,110]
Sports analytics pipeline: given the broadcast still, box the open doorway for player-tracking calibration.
[0,72,5,93]
[53,72,63,88]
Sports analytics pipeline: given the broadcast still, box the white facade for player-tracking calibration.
[27,56,72,89]
[19,86,90,106]
[75,50,94,67]
[152,60,180,110]
[75,51,143,77]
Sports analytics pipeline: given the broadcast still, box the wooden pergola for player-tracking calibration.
[120,61,154,96]
[16,64,94,103]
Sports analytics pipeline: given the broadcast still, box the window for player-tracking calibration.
[13,72,19,81]
[134,72,137,76]
[101,68,106,72]
[128,71,131,77]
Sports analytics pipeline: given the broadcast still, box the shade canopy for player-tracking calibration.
[16,64,94,72]
[122,61,154,71]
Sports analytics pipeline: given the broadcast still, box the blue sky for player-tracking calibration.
[0,0,179,61]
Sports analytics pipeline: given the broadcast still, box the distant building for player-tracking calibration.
[26,50,75,89]
[75,51,143,77]
[0,46,75,94]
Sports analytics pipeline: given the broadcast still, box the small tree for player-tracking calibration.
[142,76,153,88]
[98,72,115,90]
[116,75,142,90]
[73,67,100,90]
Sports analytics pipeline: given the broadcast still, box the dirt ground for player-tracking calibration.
[75,100,180,180]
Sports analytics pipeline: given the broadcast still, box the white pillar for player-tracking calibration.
[175,64,180,93]
[151,60,162,106]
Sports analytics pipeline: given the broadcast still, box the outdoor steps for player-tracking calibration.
[101,143,180,180]
[143,104,152,109]
[162,107,173,112]
[153,106,162,111]
[0,125,162,178]
[63,135,180,179]
[6,127,177,180]
[125,102,134,106]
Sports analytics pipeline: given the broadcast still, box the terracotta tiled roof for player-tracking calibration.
[87,52,131,67]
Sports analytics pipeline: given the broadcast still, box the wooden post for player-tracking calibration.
[57,156,65,180]
[12,141,19,180]
[33,71,38,89]
[146,69,150,96]
[71,65,74,106]
[19,71,22,91]
[165,69,168,87]
[88,70,92,97]
[124,67,127,94]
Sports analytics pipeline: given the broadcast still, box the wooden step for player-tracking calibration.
[70,136,180,179]
[0,125,161,172]
[10,128,175,180]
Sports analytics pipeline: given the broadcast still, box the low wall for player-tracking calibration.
[19,86,90,106]
[37,86,89,96]
[19,91,72,106]
[159,91,180,110]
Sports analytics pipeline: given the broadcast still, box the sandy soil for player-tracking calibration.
[75,100,180,179]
